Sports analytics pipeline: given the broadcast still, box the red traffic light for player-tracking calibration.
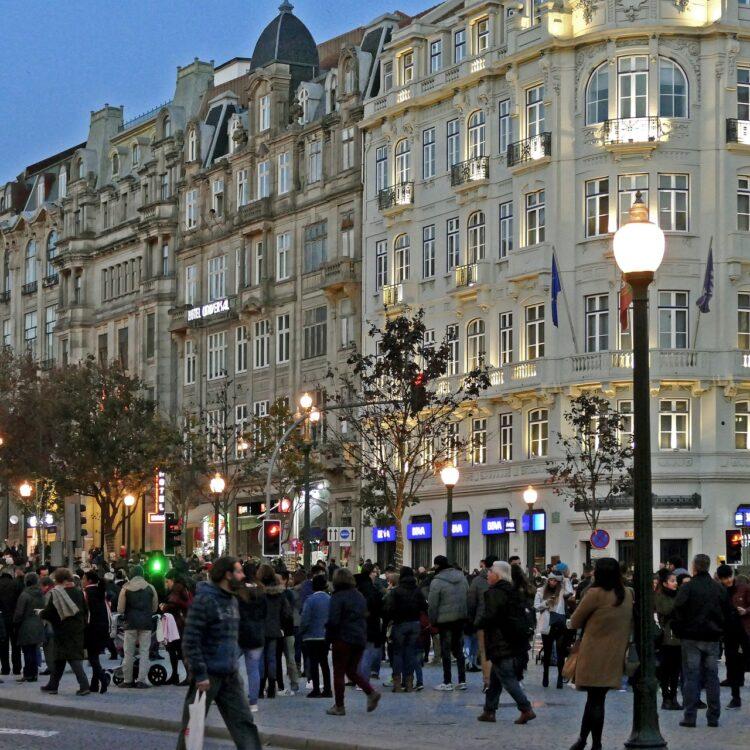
[268,523,279,536]
[413,371,426,386]
[279,497,291,513]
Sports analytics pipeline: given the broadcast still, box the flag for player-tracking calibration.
[551,254,562,327]
[619,281,633,331]
[696,243,714,314]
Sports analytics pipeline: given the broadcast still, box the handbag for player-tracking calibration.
[562,639,580,681]
[185,690,206,750]
[624,639,640,678]
[549,611,567,629]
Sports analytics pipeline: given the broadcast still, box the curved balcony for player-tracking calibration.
[507,133,552,171]
[377,182,413,216]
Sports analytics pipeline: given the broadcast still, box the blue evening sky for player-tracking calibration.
[0,0,425,180]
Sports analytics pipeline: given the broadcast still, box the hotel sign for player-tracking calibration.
[187,298,229,322]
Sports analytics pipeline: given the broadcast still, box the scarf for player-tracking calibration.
[51,585,79,620]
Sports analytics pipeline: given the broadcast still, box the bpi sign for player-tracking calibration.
[327,527,357,543]
[187,298,229,322]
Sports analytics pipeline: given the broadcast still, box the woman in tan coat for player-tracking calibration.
[567,557,633,750]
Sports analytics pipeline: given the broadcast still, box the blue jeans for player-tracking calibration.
[682,639,720,724]
[391,621,420,681]
[242,646,263,705]
[484,657,532,713]
[465,633,479,667]
[358,641,381,681]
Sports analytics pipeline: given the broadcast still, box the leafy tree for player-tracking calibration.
[546,392,633,531]
[327,311,490,565]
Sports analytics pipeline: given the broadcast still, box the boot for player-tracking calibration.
[568,740,586,750]
[542,667,549,687]
[403,676,414,693]
[391,675,402,693]
[514,709,537,725]
[477,710,496,722]
[90,677,100,693]
[167,673,180,686]
[557,673,564,689]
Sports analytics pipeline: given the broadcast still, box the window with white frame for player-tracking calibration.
[185,189,197,229]
[468,110,486,158]
[276,313,290,363]
[616,399,633,447]
[736,402,750,449]
[525,190,545,246]
[422,128,436,179]
[58,168,67,199]
[586,64,609,125]
[499,99,511,155]
[739,67,750,120]
[236,169,249,207]
[618,174,648,226]
[208,255,226,301]
[161,171,170,200]
[184,340,196,385]
[46,231,57,278]
[132,142,141,166]
[303,306,327,359]
[257,160,270,198]
[308,139,322,183]
[401,50,414,85]
[2,319,11,348]
[528,408,549,458]
[339,298,354,348]
[395,139,411,183]
[585,294,609,352]
[23,311,37,355]
[344,62,355,94]
[422,329,435,366]
[454,28,466,63]
[375,145,389,193]
[526,85,545,138]
[475,17,490,53]
[499,413,513,461]
[212,179,224,216]
[445,422,459,465]
[278,152,291,194]
[659,399,689,450]
[254,241,263,286]
[188,129,197,161]
[276,232,290,280]
[161,242,169,276]
[259,94,270,132]
[252,319,269,369]
[394,234,410,282]
[383,61,393,92]
[341,222,354,257]
[447,324,459,375]
[375,240,388,290]
[472,418,487,464]
[447,119,460,169]
[235,403,249,457]
[185,264,197,305]
[525,303,545,360]
[467,318,486,370]
[44,305,55,357]
[422,225,435,278]
[303,221,327,272]
[207,331,226,380]
[467,211,485,262]
[658,174,688,231]
[585,178,610,237]
[499,201,513,258]
[24,241,37,284]
[447,217,460,270]
[430,39,442,73]
[236,325,248,373]
[739,178,750,231]
[739,293,750,350]
[342,128,355,171]
[658,58,688,118]
[658,290,688,349]
[618,56,648,119]
[499,311,513,365]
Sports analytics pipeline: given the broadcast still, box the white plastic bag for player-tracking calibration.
[185,690,206,750]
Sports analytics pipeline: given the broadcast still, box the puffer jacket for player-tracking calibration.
[428,567,469,625]
[326,584,367,646]
[263,585,292,639]
[467,568,490,627]
[237,585,266,650]
[383,576,427,624]
[13,584,45,646]
[117,576,158,631]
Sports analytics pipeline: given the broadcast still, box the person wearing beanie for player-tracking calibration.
[534,572,569,688]
[117,564,158,688]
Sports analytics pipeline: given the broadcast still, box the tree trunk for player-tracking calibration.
[394,510,404,567]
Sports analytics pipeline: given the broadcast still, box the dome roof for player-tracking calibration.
[251,2,319,73]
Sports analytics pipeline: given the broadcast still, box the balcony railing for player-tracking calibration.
[727,118,750,145]
[506,132,552,167]
[455,263,479,287]
[377,182,413,211]
[574,493,701,512]
[603,117,661,144]
[451,156,489,186]
[21,281,38,296]
[42,273,59,288]
[382,283,403,307]
[0,290,9,304]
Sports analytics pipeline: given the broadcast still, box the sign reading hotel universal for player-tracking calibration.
[187,298,229,322]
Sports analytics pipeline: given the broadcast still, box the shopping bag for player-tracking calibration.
[185,690,206,750]
[562,640,580,682]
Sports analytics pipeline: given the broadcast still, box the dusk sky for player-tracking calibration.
[0,0,425,180]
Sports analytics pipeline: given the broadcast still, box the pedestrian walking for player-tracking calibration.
[82,571,111,693]
[567,557,633,750]
[354,563,384,682]
[716,563,749,709]
[467,556,497,691]
[161,571,192,685]
[428,555,469,691]
[325,567,381,716]
[177,556,261,750]
[534,572,569,688]
[257,564,290,699]
[299,573,331,698]
[476,561,536,725]
[117,564,158,689]
[12,572,45,682]
[237,564,266,712]
[654,568,682,710]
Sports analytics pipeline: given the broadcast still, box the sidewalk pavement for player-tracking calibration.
[0,656,747,750]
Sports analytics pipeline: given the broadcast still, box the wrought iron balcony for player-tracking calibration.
[574,493,701,512]
[377,182,413,211]
[506,133,552,167]
[21,281,38,295]
[451,157,489,187]
[381,283,403,307]
[0,290,9,304]
[454,263,479,287]
[603,117,661,144]
[727,118,750,145]
[42,273,59,288]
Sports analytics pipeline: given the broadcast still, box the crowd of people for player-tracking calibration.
[0,545,746,750]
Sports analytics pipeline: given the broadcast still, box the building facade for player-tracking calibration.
[360,0,750,571]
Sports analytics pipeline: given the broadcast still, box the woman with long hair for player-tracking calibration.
[237,561,266,712]
[534,573,568,688]
[567,557,633,750]
[257,564,290,699]
[161,571,192,685]
[654,568,682,710]
[82,571,111,693]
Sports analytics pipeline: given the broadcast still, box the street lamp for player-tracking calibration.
[19,481,32,499]
[123,494,136,557]
[440,465,459,564]
[210,472,225,557]
[614,191,666,750]
[523,485,538,571]
[299,395,319,570]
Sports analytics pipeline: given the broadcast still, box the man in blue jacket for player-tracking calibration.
[177,557,260,750]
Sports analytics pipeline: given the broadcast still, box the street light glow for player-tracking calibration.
[210,472,225,494]
[123,493,136,507]
[28,516,37,528]
[19,481,32,498]
[44,513,54,526]
[523,485,538,506]
[299,392,313,410]
[440,465,459,488]
[309,408,321,423]
[613,192,665,274]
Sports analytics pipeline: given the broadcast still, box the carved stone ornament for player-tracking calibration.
[573,0,598,24]
[617,0,647,21]
[673,0,689,11]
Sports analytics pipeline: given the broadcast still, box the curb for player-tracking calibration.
[0,694,407,750]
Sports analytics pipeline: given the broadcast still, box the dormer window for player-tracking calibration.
[164,116,172,138]
[111,153,119,177]
[259,94,271,132]
[383,61,393,92]
[58,167,67,199]
[344,62,355,94]
[132,143,141,166]
[77,159,84,180]
[37,179,45,206]
[188,128,197,161]
[401,51,414,85]
[298,89,310,124]
[475,17,490,53]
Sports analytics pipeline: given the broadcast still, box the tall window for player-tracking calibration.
[585,178,610,237]
[467,319,486,370]
[24,311,37,355]
[499,201,513,258]
[618,56,648,118]
[472,418,487,464]
[736,402,750,449]
[211,179,224,216]
[499,99,511,154]
[375,240,388,290]
[236,325,248,373]
[446,324,459,375]
[739,177,750,231]
[467,211,485,262]
[342,127,355,171]
[276,313,290,364]
[254,242,264,286]
[375,146,389,193]
[401,50,414,84]
[185,189,197,229]
[259,94,270,132]
[526,85,545,138]
[161,242,169,275]
[525,190,545,245]
[278,152,291,194]
[422,225,435,279]
[276,232,290,280]
[394,234,410,283]
[618,174,648,226]
[208,254,226,301]
[454,29,466,63]
[236,170,249,209]
[2,319,11,349]
[658,58,688,118]
[499,413,513,461]
[24,241,37,284]
[422,128,436,179]
[46,232,57,278]
[586,64,609,125]
[185,264,197,305]
[395,140,411,183]
[303,221,327,272]
[430,39,442,73]
[525,304,545,359]
[659,399,689,450]
[475,17,490,53]
[207,331,226,380]
[528,409,549,458]
[44,305,55,357]
[382,61,393,92]
[58,168,67,199]
[658,174,689,231]
[468,110,486,158]
[447,217,460,270]
[184,340,196,385]
[303,306,327,359]
[188,129,197,161]
[499,311,513,364]
[658,291,688,349]
[257,160,270,198]
[447,119,460,169]
[344,62,355,93]
[253,320,270,369]
[739,67,750,120]
[617,400,633,447]
[339,298,354,348]
[308,139,323,183]
[738,293,750,350]
[585,294,609,352]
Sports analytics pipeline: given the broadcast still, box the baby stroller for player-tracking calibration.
[108,613,169,686]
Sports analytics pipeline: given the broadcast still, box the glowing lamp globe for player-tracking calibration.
[19,481,32,498]
[523,485,538,506]
[299,392,313,410]
[309,408,321,423]
[123,494,136,507]
[210,473,226,494]
[440,465,460,488]
[613,192,665,275]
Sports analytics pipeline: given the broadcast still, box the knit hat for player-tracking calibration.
[433,555,449,570]
[131,565,144,578]
[549,572,564,582]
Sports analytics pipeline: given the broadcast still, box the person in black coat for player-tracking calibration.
[354,564,384,682]
[0,568,22,675]
[83,571,111,693]
[237,568,266,711]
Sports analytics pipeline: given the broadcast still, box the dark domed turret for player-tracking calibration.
[250,2,319,74]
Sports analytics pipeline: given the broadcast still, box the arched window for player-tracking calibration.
[467,318,486,370]
[467,211,486,262]
[395,139,411,183]
[188,128,197,161]
[659,58,688,118]
[394,234,410,282]
[468,110,486,158]
[25,240,37,284]
[111,153,119,177]
[163,115,172,138]
[586,63,609,125]
[344,62,356,94]
[46,231,58,278]
[298,89,310,124]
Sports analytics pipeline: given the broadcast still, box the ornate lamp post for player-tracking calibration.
[614,191,667,750]
[522,485,538,571]
[440,465,459,564]
[209,472,225,556]
[298,393,320,570]
[123,493,136,557]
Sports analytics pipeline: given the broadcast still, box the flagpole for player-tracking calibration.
[553,248,580,354]
[692,237,713,350]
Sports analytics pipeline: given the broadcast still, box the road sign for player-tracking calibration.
[590,529,611,550]
[327,526,357,543]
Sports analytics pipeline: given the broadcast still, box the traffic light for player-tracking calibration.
[726,530,742,564]
[410,371,428,416]
[79,503,87,538]
[147,552,167,576]
[279,497,291,513]
[262,519,281,557]
[165,512,182,555]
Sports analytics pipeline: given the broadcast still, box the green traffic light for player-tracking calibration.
[149,556,163,574]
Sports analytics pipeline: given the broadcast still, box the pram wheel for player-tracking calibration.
[112,667,124,685]
[149,663,168,685]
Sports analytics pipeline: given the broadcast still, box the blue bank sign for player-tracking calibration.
[372,526,397,543]
[407,522,432,540]
[481,517,518,535]
[442,519,470,538]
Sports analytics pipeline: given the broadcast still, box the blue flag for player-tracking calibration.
[696,244,714,314]
[551,254,562,327]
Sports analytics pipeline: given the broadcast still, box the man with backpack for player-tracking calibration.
[117,564,158,689]
[476,561,535,726]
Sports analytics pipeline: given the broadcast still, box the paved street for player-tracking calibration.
[0,656,747,750]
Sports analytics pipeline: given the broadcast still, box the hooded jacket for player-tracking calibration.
[183,581,240,682]
[326,584,367,646]
[467,568,490,627]
[428,567,469,625]
[117,576,158,631]
[383,576,427,624]
[263,584,292,639]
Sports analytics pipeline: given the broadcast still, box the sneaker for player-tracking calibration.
[326,705,346,716]
[366,690,381,713]
[282,688,295,696]
[456,682,468,691]
[76,689,91,696]
[414,682,424,692]
[250,704,259,713]
[40,685,57,694]
[434,683,453,691]
[381,678,393,688]
[320,690,333,698]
